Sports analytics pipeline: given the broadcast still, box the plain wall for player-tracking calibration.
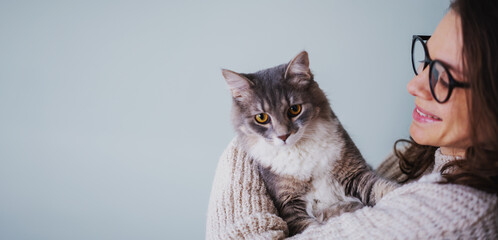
[0,1,450,239]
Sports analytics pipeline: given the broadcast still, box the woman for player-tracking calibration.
[206,0,497,239]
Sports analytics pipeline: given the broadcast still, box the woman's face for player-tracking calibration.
[407,10,471,156]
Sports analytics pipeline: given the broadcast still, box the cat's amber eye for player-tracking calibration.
[255,113,270,124]
[288,104,302,117]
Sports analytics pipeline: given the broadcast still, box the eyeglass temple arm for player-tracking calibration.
[453,81,471,88]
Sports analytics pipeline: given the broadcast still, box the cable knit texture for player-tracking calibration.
[206,139,498,239]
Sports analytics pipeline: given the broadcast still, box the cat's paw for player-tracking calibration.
[372,180,400,203]
[317,201,364,222]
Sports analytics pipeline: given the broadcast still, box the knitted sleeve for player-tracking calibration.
[206,140,497,239]
[287,179,497,240]
[206,138,288,239]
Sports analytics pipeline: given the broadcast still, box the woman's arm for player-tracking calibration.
[205,140,411,239]
[206,138,287,239]
[287,177,497,240]
[205,139,406,239]
[206,140,493,239]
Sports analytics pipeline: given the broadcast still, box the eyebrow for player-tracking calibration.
[426,39,464,79]
[439,59,464,79]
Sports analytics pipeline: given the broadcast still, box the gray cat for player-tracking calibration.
[222,51,398,236]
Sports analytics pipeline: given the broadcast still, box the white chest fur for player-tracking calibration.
[247,119,343,180]
[246,119,362,218]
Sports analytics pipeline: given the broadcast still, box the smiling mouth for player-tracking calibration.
[415,107,442,120]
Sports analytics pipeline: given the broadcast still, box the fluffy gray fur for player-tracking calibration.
[222,51,398,236]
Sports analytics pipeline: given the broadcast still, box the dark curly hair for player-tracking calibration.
[395,0,498,194]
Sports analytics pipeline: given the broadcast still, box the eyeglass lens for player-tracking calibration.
[412,38,450,102]
[412,39,427,75]
[431,61,450,102]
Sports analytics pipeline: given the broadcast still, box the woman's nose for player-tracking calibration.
[407,68,433,100]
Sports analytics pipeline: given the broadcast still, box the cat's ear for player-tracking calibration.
[284,51,312,87]
[222,69,254,101]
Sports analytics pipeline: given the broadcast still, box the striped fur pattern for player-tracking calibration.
[222,51,398,236]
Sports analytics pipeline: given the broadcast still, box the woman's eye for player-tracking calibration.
[288,104,302,117]
[255,113,270,124]
[439,72,450,89]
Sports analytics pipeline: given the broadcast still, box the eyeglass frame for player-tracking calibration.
[411,35,470,103]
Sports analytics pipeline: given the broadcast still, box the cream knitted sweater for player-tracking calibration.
[206,139,498,239]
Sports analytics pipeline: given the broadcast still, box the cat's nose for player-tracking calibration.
[278,134,291,142]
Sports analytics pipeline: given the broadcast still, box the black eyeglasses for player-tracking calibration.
[411,35,470,103]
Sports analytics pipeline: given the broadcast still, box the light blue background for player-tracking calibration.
[0,1,450,239]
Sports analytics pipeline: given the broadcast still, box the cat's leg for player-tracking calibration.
[258,164,317,236]
[346,170,400,206]
[370,178,400,204]
[277,196,319,236]
[334,167,400,206]
[331,148,400,206]
[331,124,400,206]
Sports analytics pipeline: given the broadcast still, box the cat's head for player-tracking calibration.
[222,51,334,147]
